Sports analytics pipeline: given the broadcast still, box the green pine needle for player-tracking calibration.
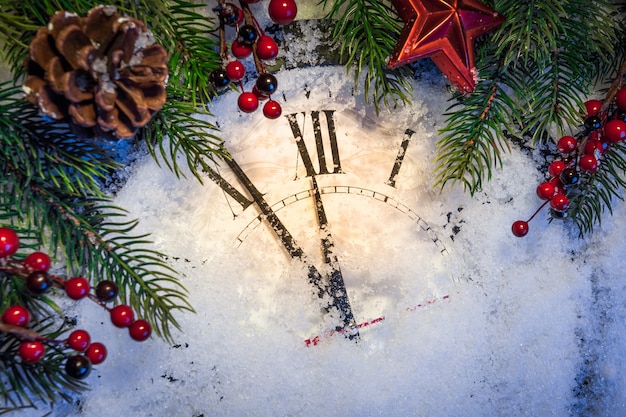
[321,0,414,112]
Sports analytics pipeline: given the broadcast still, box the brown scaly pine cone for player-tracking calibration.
[23,5,168,140]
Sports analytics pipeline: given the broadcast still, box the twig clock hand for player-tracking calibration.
[222,156,359,338]
[310,175,359,339]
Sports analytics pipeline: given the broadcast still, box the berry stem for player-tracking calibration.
[527,200,550,223]
[239,1,265,75]
[601,53,626,113]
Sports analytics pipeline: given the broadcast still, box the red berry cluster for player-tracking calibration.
[0,227,151,379]
[210,0,297,119]
[512,88,626,237]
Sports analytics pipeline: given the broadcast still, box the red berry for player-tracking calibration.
[263,100,282,119]
[256,35,279,61]
[252,85,269,101]
[225,60,246,82]
[584,139,603,156]
[268,0,297,25]
[2,305,30,327]
[85,342,107,365]
[536,182,556,200]
[24,251,51,272]
[231,39,252,59]
[129,319,152,341]
[584,99,603,116]
[18,341,45,363]
[549,177,564,194]
[65,277,90,300]
[556,135,577,154]
[616,88,626,110]
[550,193,570,211]
[0,227,19,258]
[511,220,529,237]
[238,92,259,113]
[604,119,626,143]
[548,160,566,177]
[67,329,91,352]
[579,154,598,173]
[110,304,135,328]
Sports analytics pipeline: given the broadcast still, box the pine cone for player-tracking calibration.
[23,6,168,140]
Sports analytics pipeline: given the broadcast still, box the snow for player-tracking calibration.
[10,3,626,416]
[17,65,620,416]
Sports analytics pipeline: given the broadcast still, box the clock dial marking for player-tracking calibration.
[217,155,359,337]
[309,175,358,338]
[204,165,254,211]
[387,128,415,188]
[286,110,343,177]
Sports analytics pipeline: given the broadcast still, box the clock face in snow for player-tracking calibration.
[199,66,458,340]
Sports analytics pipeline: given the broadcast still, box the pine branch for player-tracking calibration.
[433,0,624,193]
[434,54,518,193]
[491,0,621,142]
[141,84,227,183]
[321,0,413,112]
[567,143,626,237]
[0,316,87,410]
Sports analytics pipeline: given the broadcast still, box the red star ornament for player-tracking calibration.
[388,0,505,93]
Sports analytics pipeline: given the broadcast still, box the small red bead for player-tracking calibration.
[548,160,566,177]
[231,39,252,59]
[268,0,298,25]
[85,342,107,365]
[67,329,91,352]
[616,88,626,111]
[110,304,135,328]
[584,99,603,117]
[0,227,19,258]
[252,85,269,101]
[2,305,30,327]
[263,100,282,119]
[556,136,577,154]
[256,35,279,61]
[536,182,556,200]
[19,341,46,363]
[584,139,603,156]
[238,92,259,113]
[578,154,598,173]
[550,193,570,212]
[511,220,529,237]
[129,319,152,342]
[24,251,51,272]
[604,119,626,143]
[225,60,246,82]
[65,277,90,300]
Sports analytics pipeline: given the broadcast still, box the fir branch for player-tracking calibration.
[491,0,621,142]
[141,84,227,183]
[3,181,195,342]
[322,0,413,112]
[568,143,626,237]
[0,318,87,410]
[434,55,518,193]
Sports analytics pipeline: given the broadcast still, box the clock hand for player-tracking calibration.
[309,176,359,339]
[223,156,359,338]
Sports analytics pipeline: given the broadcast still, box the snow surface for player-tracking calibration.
[11,2,626,416]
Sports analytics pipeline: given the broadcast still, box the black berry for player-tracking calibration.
[65,355,92,379]
[256,73,278,96]
[26,271,53,295]
[95,280,118,302]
